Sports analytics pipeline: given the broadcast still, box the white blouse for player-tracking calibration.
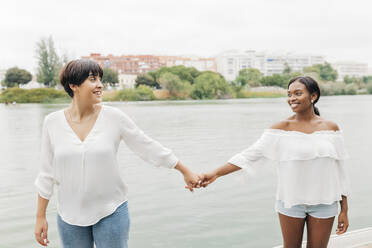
[35,105,179,226]
[228,129,350,208]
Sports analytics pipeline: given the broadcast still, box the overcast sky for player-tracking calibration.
[2,0,372,73]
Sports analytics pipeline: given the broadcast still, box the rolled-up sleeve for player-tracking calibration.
[119,111,179,169]
[34,117,55,200]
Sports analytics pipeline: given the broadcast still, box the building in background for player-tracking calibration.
[331,61,369,81]
[0,69,6,82]
[81,53,166,75]
[215,50,259,81]
[368,67,372,76]
[264,52,324,76]
[82,53,217,76]
[216,50,325,81]
[159,56,217,72]
[118,74,137,89]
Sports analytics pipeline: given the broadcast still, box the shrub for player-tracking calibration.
[110,85,155,101]
[0,88,69,103]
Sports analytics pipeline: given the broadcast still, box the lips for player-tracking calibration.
[290,103,299,108]
[93,91,102,96]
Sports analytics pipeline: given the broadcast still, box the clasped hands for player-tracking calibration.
[176,161,239,192]
[182,169,218,192]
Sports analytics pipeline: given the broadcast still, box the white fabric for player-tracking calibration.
[34,105,179,226]
[228,129,350,208]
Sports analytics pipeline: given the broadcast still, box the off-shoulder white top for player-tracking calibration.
[228,129,350,208]
[35,105,179,226]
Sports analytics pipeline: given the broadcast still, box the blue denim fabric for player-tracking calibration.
[57,201,130,248]
[275,200,338,219]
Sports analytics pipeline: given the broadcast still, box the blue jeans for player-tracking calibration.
[57,201,130,248]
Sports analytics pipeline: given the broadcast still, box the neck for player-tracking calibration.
[294,106,317,122]
[69,98,97,120]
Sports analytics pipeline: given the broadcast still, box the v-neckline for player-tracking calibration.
[62,105,104,144]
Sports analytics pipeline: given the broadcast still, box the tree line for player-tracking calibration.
[2,36,372,98]
[1,36,118,88]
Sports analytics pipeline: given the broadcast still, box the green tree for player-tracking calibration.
[283,63,292,74]
[158,72,191,98]
[102,68,119,87]
[36,36,62,87]
[344,76,364,86]
[191,72,230,99]
[135,73,159,88]
[362,76,372,84]
[303,62,338,81]
[260,74,289,88]
[155,66,200,84]
[235,68,263,87]
[366,82,372,94]
[3,67,32,87]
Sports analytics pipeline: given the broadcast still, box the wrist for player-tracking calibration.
[36,214,46,219]
[213,169,221,178]
[340,208,348,214]
[175,162,191,176]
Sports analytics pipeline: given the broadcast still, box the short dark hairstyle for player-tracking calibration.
[60,59,103,98]
[288,76,321,116]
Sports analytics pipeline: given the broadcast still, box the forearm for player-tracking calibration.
[174,161,191,175]
[36,194,49,218]
[340,195,348,213]
[213,163,241,177]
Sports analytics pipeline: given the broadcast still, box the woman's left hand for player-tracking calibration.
[336,211,349,235]
[183,171,202,192]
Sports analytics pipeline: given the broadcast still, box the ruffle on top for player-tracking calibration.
[228,129,349,168]
[261,129,349,161]
[228,129,351,208]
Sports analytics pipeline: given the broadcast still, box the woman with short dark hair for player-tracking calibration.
[200,76,350,248]
[34,59,200,248]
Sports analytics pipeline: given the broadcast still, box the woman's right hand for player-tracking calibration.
[200,171,219,187]
[35,216,50,246]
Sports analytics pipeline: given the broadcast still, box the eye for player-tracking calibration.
[295,92,302,96]
[287,93,291,97]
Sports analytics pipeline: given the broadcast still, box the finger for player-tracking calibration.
[340,222,349,234]
[201,181,209,187]
[187,184,194,192]
[195,181,201,188]
[36,233,47,246]
[344,223,349,233]
[43,227,49,244]
[336,221,344,234]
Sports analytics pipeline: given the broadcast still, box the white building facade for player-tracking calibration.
[118,74,137,89]
[160,56,217,72]
[216,50,325,81]
[331,61,368,81]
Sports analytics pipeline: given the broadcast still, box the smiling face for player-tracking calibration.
[287,81,318,113]
[69,72,103,104]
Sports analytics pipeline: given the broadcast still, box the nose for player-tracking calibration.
[288,94,297,102]
[97,80,103,89]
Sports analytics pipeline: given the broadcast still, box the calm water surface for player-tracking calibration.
[0,95,371,248]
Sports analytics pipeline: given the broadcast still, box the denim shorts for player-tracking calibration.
[275,200,338,219]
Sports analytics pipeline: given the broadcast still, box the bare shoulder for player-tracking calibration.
[270,120,291,130]
[324,120,340,131]
[317,118,340,131]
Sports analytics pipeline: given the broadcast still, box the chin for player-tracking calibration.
[92,98,102,104]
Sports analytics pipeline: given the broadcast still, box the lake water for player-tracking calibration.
[0,95,371,248]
